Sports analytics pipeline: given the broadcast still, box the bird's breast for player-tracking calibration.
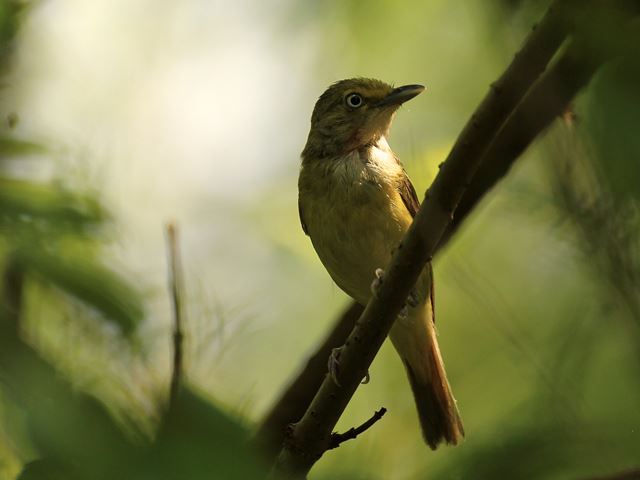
[299,149,411,304]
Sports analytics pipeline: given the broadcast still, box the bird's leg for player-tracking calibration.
[328,346,370,386]
[328,347,343,386]
[407,289,420,308]
[398,289,421,320]
[370,268,385,298]
[372,267,420,305]
[372,267,420,319]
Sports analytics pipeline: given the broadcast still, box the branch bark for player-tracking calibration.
[270,1,580,477]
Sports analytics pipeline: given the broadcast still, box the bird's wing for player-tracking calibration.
[396,163,436,322]
[397,170,420,218]
[298,197,308,236]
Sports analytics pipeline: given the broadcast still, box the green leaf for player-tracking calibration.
[14,247,144,335]
[0,136,45,156]
[0,177,106,226]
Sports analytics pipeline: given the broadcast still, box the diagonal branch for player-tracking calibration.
[269,1,584,477]
[439,1,640,249]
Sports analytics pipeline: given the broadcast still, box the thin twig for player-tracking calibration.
[166,222,185,408]
[328,408,387,450]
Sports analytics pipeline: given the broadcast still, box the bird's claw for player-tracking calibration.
[398,289,420,321]
[328,347,343,386]
[371,269,418,308]
[328,347,371,386]
[407,288,420,308]
[370,268,385,297]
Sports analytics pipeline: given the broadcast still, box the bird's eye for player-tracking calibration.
[345,93,363,108]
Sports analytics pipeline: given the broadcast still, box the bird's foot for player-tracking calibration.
[407,288,420,308]
[370,268,385,298]
[371,269,419,306]
[398,289,420,320]
[328,346,370,386]
[328,347,343,386]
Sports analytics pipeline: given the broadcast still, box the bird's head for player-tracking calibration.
[302,78,424,159]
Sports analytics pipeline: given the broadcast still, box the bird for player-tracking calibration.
[297,78,464,449]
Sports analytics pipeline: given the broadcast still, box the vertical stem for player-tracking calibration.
[166,223,185,407]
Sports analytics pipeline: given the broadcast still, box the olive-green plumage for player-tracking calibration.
[298,78,464,449]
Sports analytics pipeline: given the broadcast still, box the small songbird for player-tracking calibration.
[298,78,464,449]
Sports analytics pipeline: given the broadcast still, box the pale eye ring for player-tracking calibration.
[345,93,363,108]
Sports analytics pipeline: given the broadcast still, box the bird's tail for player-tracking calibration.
[390,304,464,449]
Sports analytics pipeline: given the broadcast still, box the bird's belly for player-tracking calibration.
[307,194,407,305]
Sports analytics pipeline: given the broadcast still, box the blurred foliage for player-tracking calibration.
[0,309,265,480]
[0,3,265,479]
[12,247,142,334]
[586,57,640,202]
[0,0,638,480]
[0,0,22,71]
[0,177,105,227]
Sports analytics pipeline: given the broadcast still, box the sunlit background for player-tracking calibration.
[1,1,639,479]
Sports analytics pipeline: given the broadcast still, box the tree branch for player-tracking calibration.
[270,1,579,477]
[257,1,577,463]
[166,222,185,408]
[328,407,387,450]
[439,0,640,249]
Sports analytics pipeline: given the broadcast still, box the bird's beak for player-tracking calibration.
[375,84,425,108]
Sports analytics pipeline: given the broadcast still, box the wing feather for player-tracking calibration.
[395,159,437,323]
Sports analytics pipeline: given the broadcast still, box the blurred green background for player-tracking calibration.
[0,0,639,479]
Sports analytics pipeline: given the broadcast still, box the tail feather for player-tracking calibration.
[403,342,464,449]
[390,304,464,449]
